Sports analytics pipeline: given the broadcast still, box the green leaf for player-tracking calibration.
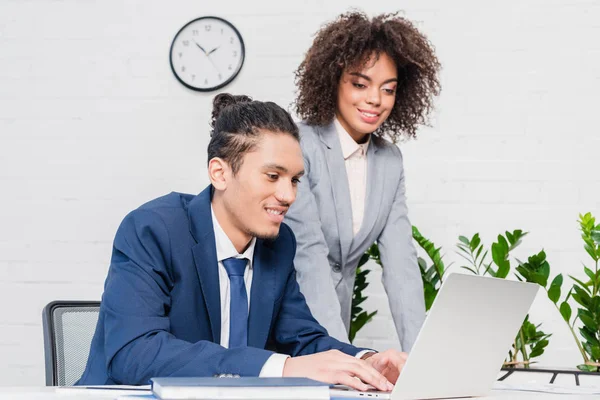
[484,263,497,277]
[509,230,527,245]
[533,339,549,350]
[458,235,470,246]
[471,234,481,252]
[423,282,437,311]
[547,274,563,304]
[529,348,544,358]
[529,339,549,359]
[590,296,600,313]
[349,310,377,343]
[538,260,550,287]
[573,285,592,308]
[584,343,594,359]
[584,245,599,262]
[572,293,585,308]
[491,235,510,278]
[358,252,370,267]
[577,364,598,372]
[461,266,479,275]
[506,231,514,245]
[478,250,489,268]
[496,234,509,254]
[491,243,503,267]
[579,327,600,348]
[496,262,510,279]
[456,245,472,257]
[475,245,483,261]
[570,275,592,293]
[591,345,600,361]
[417,257,428,273]
[559,301,572,323]
[584,267,597,283]
[578,310,597,331]
[425,265,437,281]
[591,229,600,244]
[515,265,531,282]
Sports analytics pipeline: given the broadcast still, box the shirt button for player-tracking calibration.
[332,263,342,273]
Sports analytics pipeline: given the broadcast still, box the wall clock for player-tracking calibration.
[169,16,245,92]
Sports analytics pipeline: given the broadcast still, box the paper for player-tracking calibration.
[56,385,151,391]
[493,380,600,395]
[55,385,152,397]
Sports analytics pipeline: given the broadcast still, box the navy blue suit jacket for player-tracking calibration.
[78,186,361,385]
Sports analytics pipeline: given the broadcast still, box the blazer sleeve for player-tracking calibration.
[284,136,350,342]
[272,225,362,357]
[102,210,274,384]
[377,146,426,352]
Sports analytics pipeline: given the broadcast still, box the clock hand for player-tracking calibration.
[194,41,207,54]
[207,46,220,56]
[193,41,221,74]
[205,56,221,75]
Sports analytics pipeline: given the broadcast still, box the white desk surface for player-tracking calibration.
[0,387,597,400]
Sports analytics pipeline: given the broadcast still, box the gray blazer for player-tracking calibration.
[284,122,425,351]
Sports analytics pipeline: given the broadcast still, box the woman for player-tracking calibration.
[284,11,441,351]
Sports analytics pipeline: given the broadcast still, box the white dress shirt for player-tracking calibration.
[334,118,370,236]
[211,207,289,376]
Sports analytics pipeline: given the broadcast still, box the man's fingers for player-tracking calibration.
[381,355,401,370]
[342,361,393,391]
[334,373,371,392]
[388,353,407,373]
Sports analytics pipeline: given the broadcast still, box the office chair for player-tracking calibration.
[42,301,100,386]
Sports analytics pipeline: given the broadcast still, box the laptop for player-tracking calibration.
[330,273,539,400]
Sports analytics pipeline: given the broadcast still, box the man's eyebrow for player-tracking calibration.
[263,163,288,172]
[349,72,398,85]
[263,163,305,177]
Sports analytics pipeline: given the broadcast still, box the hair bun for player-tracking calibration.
[211,93,253,128]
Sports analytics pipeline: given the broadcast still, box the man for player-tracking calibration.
[77,94,406,389]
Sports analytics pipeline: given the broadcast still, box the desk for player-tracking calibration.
[0,386,145,400]
[0,387,597,400]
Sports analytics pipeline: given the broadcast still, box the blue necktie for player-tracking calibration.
[222,257,248,348]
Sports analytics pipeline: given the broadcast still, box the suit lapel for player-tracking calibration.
[352,136,385,250]
[318,123,353,265]
[188,186,221,343]
[247,240,275,348]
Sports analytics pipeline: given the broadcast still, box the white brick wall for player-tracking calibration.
[1,0,599,386]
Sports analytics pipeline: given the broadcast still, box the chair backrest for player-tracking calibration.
[42,301,100,386]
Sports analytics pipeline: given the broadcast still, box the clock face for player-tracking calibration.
[169,17,245,92]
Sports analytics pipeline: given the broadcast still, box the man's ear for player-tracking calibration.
[208,157,230,190]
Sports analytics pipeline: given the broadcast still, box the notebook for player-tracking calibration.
[151,377,330,400]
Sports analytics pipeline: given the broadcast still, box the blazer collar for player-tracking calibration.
[187,185,214,244]
[188,186,221,342]
[187,185,274,347]
[317,122,353,264]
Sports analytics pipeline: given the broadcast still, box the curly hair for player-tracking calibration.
[294,11,441,141]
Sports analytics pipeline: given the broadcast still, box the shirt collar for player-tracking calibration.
[211,205,256,267]
[334,117,370,160]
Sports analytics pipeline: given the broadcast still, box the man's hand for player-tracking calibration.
[364,349,408,384]
[283,350,394,391]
